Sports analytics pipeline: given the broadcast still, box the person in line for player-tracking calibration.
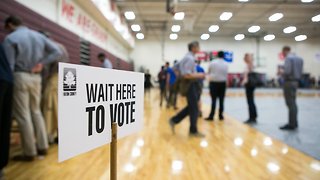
[40,31,69,144]
[158,65,167,107]
[279,46,303,130]
[196,60,205,117]
[98,53,113,69]
[165,62,177,109]
[144,69,152,96]
[205,51,228,121]
[169,41,205,137]
[0,43,13,179]
[3,16,62,161]
[243,53,258,124]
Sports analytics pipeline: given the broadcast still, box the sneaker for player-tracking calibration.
[169,119,175,134]
[189,132,205,138]
[12,155,35,162]
[219,115,224,121]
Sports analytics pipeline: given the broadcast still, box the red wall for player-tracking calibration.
[0,0,133,71]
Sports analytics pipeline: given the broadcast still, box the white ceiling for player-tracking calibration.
[115,0,320,40]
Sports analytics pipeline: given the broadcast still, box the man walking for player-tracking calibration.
[280,46,303,130]
[3,16,61,161]
[169,41,205,137]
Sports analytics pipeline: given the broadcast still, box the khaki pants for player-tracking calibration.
[13,72,48,156]
[42,73,58,143]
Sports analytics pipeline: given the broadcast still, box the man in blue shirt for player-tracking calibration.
[165,62,177,109]
[3,16,62,161]
[0,43,13,178]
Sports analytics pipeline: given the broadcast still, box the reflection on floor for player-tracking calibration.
[5,89,320,180]
[202,88,320,160]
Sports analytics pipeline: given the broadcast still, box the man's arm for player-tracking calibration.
[283,58,292,79]
[41,37,62,65]
[183,73,205,80]
[166,72,170,89]
[3,38,16,71]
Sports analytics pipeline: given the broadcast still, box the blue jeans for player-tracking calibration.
[171,82,199,133]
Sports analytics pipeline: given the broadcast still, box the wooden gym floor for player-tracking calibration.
[4,89,320,180]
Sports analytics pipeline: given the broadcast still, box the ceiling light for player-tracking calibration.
[283,26,297,34]
[239,0,249,2]
[131,24,141,32]
[311,14,320,22]
[170,33,178,40]
[248,25,260,33]
[124,11,135,20]
[208,25,219,32]
[234,34,245,40]
[174,12,185,20]
[301,0,314,3]
[200,33,210,40]
[220,12,233,21]
[136,33,144,40]
[264,34,275,41]
[295,35,307,41]
[269,13,283,22]
[171,25,181,32]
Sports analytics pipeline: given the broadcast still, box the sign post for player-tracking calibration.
[110,122,117,180]
[58,63,144,179]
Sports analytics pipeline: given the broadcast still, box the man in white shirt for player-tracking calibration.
[205,51,228,121]
[98,53,113,69]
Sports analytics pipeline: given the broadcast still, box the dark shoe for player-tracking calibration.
[219,115,224,121]
[205,117,213,121]
[169,119,175,134]
[279,124,297,130]
[37,149,48,156]
[12,155,35,162]
[54,137,59,144]
[244,119,257,124]
[189,132,205,138]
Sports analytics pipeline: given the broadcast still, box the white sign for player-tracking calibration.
[58,63,144,162]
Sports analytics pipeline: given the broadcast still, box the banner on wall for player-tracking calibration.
[58,63,144,162]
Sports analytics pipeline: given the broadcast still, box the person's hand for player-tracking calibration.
[31,63,43,73]
[198,73,205,79]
